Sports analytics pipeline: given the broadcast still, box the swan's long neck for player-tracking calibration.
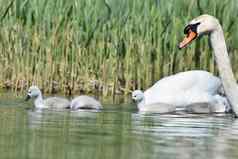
[137,97,146,111]
[34,93,45,108]
[210,25,238,116]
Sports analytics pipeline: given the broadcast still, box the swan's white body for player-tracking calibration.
[26,86,70,109]
[70,95,102,110]
[132,70,230,113]
[179,15,238,116]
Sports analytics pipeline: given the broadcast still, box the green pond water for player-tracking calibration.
[1,93,238,159]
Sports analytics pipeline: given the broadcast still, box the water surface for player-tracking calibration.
[0,93,238,159]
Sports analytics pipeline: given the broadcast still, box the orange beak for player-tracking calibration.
[178,29,197,49]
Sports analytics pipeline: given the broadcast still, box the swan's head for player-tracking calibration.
[132,90,144,103]
[179,14,220,49]
[25,85,41,101]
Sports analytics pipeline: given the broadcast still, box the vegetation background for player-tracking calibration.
[0,0,237,96]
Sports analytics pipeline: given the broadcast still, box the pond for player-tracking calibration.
[0,93,238,159]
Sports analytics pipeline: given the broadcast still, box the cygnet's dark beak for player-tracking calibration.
[25,94,31,101]
[65,105,71,109]
[132,97,136,103]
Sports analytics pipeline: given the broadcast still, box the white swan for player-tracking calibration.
[179,14,238,116]
[132,70,230,113]
[25,85,70,109]
[70,95,102,110]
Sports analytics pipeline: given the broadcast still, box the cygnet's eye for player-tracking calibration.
[28,91,31,94]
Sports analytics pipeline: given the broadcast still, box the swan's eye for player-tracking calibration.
[28,91,31,94]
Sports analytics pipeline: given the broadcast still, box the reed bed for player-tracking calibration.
[0,0,237,96]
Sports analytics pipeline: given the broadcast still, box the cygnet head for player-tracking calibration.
[179,14,220,49]
[132,90,144,103]
[25,85,42,101]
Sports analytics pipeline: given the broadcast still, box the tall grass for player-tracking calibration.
[0,0,237,96]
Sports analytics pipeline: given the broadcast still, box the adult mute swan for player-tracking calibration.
[25,85,70,109]
[132,70,230,113]
[70,95,102,110]
[178,14,238,116]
